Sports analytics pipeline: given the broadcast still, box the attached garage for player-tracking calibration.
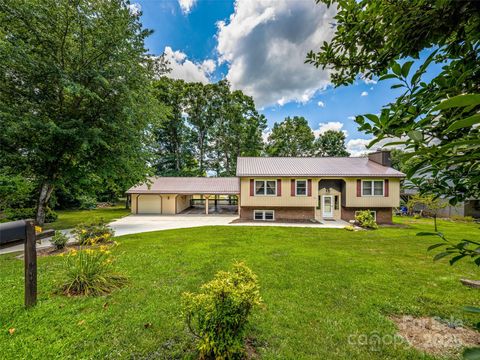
[127,177,240,215]
[136,195,162,214]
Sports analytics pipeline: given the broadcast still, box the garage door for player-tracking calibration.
[137,195,162,214]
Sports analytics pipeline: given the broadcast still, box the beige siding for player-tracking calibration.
[240,177,400,210]
[176,195,192,213]
[136,194,162,214]
[160,194,177,214]
[343,178,400,207]
[240,178,319,207]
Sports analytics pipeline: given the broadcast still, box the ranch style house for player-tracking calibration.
[126,150,405,224]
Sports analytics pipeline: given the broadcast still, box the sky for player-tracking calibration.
[132,0,440,156]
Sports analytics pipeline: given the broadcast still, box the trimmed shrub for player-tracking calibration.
[182,262,262,360]
[51,231,69,250]
[72,220,114,246]
[355,210,378,229]
[451,215,474,222]
[4,207,58,223]
[60,246,126,296]
[77,195,97,210]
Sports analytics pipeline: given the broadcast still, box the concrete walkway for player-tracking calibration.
[0,215,349,255]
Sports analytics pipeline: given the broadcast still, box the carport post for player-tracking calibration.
[205,195,209,214]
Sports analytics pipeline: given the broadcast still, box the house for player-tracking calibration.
[126,150,405,224]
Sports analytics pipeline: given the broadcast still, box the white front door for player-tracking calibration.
[322,195,333,218]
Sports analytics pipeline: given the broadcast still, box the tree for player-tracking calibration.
[152,77,198,176]
[210,83,266,176]
[407,194,446,232]
[306,0,480,205]
[0,0,158,224]
[266,116,315,157]
[151,79,266,177]
[314,130,350,157]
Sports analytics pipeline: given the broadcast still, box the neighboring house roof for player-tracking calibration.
[236,157,405,178]
[126,177,240,195]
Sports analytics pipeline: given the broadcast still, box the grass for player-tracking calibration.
[1,217,479,359]
[44,204,130,230]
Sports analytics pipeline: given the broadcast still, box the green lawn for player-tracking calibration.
[44,204,130,230]
[1,217,479,359]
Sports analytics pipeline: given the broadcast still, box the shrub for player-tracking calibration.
[4,207,58,223]
[344,225,355,231]
[182,262,262,360]
[414,214,421,219]
[51,231,69,250]
[60,246,126,296]
[451,215,474,222]
[77,195,97,210]
[355,210,378,229]
[72,220,114,245]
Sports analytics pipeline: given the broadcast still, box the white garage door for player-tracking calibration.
[137,195,162,214]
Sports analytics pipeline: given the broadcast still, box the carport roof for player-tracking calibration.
[126,177,240,195]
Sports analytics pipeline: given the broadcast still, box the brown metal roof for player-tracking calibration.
[126,177,240,195]
[236,157,405,178]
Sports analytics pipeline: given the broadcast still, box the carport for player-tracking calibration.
[126,177,240,215]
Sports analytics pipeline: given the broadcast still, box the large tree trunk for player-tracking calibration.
[36,182,54,226]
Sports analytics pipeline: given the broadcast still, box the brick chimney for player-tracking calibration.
[368,149,391,167]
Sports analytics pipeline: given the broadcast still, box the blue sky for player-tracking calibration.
[133,0,440,155]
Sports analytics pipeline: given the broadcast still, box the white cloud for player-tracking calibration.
[178,0,197,14]
[313,121,348,138]
[163,46,215,84]
[317,101,325,108]
[262,129,271,143]
[362,76,377,85]
[361,91,368,97]
[347,116,356,120]
[216,0,336,107]
[346,137,406,157]
[127,3,141,15]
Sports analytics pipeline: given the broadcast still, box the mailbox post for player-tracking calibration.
[0,219,54,308]
[24,220,37,307]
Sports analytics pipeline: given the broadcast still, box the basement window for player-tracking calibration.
[254,210,275,221]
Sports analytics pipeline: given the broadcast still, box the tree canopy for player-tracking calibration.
[307,0,480,204]
[265,116,315,157]
[265,117,350,157]
[152,78,266,177]
[314,130,350,157]
[0,0,160,224]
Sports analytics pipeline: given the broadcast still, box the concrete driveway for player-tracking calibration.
[110,214,238,237]
[110,214,349,237]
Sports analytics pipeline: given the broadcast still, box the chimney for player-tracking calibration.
[368,149,391,167]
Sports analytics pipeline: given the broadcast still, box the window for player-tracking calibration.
[355,210,376,221]
[254,210,275,221]
[255,180,276,196]
[334,195,339,210]
[362,180,384,196]
[296,180,307,196]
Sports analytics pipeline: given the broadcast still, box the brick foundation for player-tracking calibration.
[341,207,393,224]
[240,206,315,221]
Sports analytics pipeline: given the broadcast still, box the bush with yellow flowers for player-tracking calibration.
[60,244,126,296]
[182,262,262,360]
[72,219,114,246]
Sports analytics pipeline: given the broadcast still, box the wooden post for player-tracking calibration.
[205,196,209,215]
[24,220,37,308]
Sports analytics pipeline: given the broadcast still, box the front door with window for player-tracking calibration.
[322,195,333,218]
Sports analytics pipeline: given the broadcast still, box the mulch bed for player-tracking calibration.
[391,315,480,357]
